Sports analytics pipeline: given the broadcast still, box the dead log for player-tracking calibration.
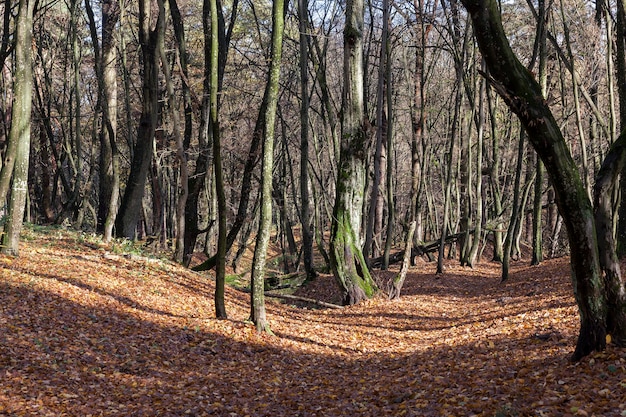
[370,231,472,269]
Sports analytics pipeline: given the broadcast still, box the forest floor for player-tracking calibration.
[1,226,625,416]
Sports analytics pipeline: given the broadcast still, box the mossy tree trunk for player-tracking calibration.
[329,0,378,305]
[461,0,607,360]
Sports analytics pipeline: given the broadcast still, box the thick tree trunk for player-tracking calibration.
[329,0,378,305]
[593,131,626,345]
[1,0,35,255]
[116,0,162,239]
[461,0,607,360]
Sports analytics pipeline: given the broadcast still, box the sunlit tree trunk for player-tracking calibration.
[502,129,526,282]
[329,0,378,305]
[249,0,285,332]
[1,0,35,255]
[382,43,394,270]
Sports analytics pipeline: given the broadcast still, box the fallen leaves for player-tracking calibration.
[0,228,625,416]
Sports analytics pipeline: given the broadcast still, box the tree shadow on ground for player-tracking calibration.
[1,269,623,417]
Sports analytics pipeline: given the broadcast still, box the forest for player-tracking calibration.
[1,0,626,412]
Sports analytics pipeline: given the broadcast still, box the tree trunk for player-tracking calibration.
[389,220,414,300]
[208,0,228,319]
[614,0,626,257]
[329,0,379,305]
[467,61,486,267]
[486,82,504,262]
[461,0,607,360]
[1,0,35,255]
[531,0,547,266]
[298,0,316,281]
[115,0,162,239]
[593,131,626,345]
[86,0,121,242]
[502,129,527,282]
[158,15,188,263]
[382,37,394,270]
[249,0,285,333]
[438,0,464,274]
[365,0,389,263]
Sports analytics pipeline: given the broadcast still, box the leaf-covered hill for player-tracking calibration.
[1,226,625,416]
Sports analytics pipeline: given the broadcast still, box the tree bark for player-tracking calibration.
[614,0,626,257]
[158,12,188,263]
[297,0,316,281]
[593,131,626,345]
[115,0,162,239]
[249,0,286,333]
[1,0,35,255]
[531,0,547,266]
[329,0,378,305]
[86,0,121,242]
[364,0,389,263]
[208,0,228,319]
[461,0,607,360]
[467,61,486,267]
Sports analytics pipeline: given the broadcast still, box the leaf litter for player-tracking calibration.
[0,228,625,416]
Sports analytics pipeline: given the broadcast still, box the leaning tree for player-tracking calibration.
[461,0,626,360]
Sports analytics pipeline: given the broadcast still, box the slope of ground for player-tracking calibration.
[1,226,625,416]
